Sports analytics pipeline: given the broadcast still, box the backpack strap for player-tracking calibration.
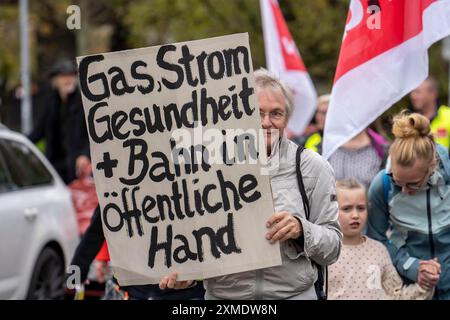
[296,145,310,220]
[382,169,391,204]
[436,143,450,183]
[295,146,327,300]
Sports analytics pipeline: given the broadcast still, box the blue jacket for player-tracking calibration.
[367,144,450,300]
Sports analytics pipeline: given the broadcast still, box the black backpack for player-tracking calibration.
[295,146,328,300]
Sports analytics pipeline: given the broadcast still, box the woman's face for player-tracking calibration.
[390,158,432,195]
[257,87,288,156]
[337,188,368,239]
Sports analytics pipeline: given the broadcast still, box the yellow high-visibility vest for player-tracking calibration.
[305,132,322,153]
[431,105,450,149]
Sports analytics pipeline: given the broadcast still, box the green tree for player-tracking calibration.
[123,0,351,92]
[0,0,448,133]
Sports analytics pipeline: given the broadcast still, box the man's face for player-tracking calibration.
[410,80,438,112]
[257,87,288,155]
[53,73,77,97]
[315,101,329,131]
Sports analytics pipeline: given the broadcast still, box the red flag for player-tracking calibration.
[260,0,317,136]
[323,0,450,159]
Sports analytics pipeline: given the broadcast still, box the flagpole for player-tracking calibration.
[20,0,32,135]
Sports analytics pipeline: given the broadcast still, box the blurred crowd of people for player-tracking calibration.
[294,76,450,300]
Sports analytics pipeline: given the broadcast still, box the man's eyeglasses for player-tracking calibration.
[387,169,430,191]
[260,110,286,121]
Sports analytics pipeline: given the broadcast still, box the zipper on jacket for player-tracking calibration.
[426,189,435,258]
[426,189,439,299]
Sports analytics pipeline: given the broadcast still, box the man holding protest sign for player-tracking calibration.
[73,33,341,300]
[160,68,342,300]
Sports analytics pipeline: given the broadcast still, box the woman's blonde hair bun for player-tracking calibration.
[392,112,431,139]
[389,111,436,167]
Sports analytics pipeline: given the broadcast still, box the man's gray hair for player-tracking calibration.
[253,68,295,120]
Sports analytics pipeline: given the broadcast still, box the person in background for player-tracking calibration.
[410,76,450,150]
[68,205,206,300]
[292,94,330,154]
[159,68,342,300]
[328,179,435,300]
[367,112,450,299]
[328,128,388,189]
[28,59,90,184]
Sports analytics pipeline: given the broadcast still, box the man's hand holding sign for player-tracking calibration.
[160,209,303,290]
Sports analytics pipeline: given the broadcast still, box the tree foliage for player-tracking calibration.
[0,0,448,128]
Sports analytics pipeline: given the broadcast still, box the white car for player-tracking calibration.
[0,124,79,299]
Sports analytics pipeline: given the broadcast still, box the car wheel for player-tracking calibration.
[26,247,65,300]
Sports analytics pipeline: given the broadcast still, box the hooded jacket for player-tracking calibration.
[367,144,450,299]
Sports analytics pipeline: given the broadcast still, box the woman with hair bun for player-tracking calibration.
[367,112,450,299]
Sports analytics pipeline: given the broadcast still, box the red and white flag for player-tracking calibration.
[323,0,450,159]
[260,0,317,136]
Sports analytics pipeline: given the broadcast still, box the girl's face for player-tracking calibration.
[337,188,368,239]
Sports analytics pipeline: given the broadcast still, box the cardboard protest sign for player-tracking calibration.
[76,33,281,285]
